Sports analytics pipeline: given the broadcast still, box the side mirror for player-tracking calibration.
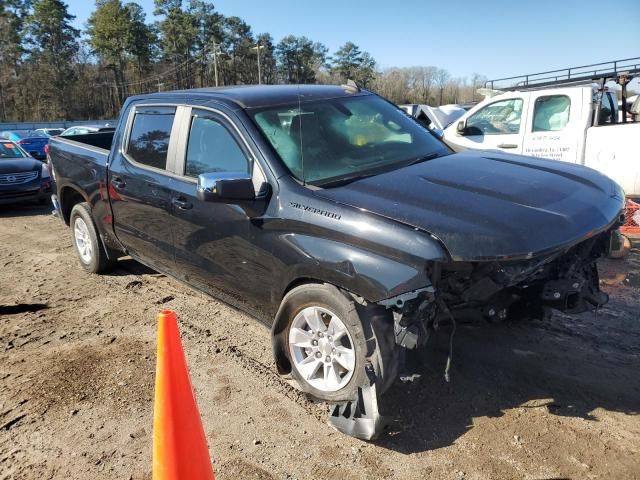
[456,121,466,135]
[197,172,255,202]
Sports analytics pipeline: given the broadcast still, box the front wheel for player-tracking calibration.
[70,202,113,274]
[289,304,360,399]
[282,283,398,402]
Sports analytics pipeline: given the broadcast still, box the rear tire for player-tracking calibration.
[70,202,113,274]
[281,283,398,402]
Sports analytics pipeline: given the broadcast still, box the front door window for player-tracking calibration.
[466,98,524,135]
[184,110,250,177]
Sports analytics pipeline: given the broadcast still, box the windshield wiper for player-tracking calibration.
[404,152,442,166]
[317,152,447,188]
[317,172,380,188]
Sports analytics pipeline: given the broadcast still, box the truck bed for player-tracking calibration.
[57,131,115,152]
[48,132,118,251]
[49,133,111,190]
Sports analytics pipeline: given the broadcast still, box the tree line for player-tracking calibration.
[0,0,486,122]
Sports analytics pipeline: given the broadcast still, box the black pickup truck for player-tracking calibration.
[49,84,624,438]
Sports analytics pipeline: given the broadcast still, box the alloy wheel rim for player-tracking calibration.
[288,306,356,393]
[74,217,93,264]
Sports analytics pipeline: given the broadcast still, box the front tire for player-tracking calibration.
[282,283,398,402]
[70,203,112,274]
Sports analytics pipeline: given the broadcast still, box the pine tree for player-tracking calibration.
[86,0,130,103]
[276,36,327,84]
[256,33,276,84]
[331,42,376,87]
[24,0,80,119]
[123,3,156,84]
[0,0,28,120]
[223,16,253,85]
[154,0,197,89]
[188,0,223,87]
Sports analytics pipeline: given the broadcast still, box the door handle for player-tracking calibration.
[172,197,193,210]
[497,143,518,149]
[111,177,126,188]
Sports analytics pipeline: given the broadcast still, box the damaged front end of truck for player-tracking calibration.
[327,226,618,439]
[276,148,628,439]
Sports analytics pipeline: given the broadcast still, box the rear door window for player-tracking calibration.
[127,107,176,170]
[532,95,570,132]
[598,92,619,125]
[184,109,249,178]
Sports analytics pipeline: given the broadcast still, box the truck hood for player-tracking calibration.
[314,151,624,261]
[0,158,42,173]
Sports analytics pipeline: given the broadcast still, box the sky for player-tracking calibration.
[66,0,640,80]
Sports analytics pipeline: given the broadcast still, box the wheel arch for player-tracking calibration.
[271,275,402,377]
[59,184,88,225]
[270,242,435,373]
[271,279,400,399]
[64,189,122,261]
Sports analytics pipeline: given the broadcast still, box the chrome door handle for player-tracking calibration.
[497,144,518,149]
[172,197,192,210]
[111,177,126,188]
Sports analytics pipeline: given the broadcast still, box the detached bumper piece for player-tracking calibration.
[327,366,386,440]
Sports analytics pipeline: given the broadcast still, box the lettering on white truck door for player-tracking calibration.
[523,94,578,163]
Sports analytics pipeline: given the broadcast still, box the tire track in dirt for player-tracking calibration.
[178,317,326,422]
[109,259,328,421]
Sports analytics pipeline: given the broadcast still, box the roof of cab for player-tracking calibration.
[128,84,370,109]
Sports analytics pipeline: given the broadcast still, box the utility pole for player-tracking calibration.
[212,39,221,87]
[251,44,265,85]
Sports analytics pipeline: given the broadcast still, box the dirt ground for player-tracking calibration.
[0,203,639,480]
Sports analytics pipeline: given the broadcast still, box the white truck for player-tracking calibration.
[442,58,640,197]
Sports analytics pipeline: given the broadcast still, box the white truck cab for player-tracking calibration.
[442,59,640,197]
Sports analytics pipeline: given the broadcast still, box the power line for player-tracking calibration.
[98,45,218,89]
[98,57,199,88]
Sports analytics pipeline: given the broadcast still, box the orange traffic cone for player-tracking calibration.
[153,310,215,480]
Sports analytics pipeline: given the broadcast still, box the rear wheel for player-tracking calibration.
[282,283,398,402]
[70,203,113,274]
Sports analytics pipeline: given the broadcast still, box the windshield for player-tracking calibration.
[249,94,450,186]
[0,142,27,158]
